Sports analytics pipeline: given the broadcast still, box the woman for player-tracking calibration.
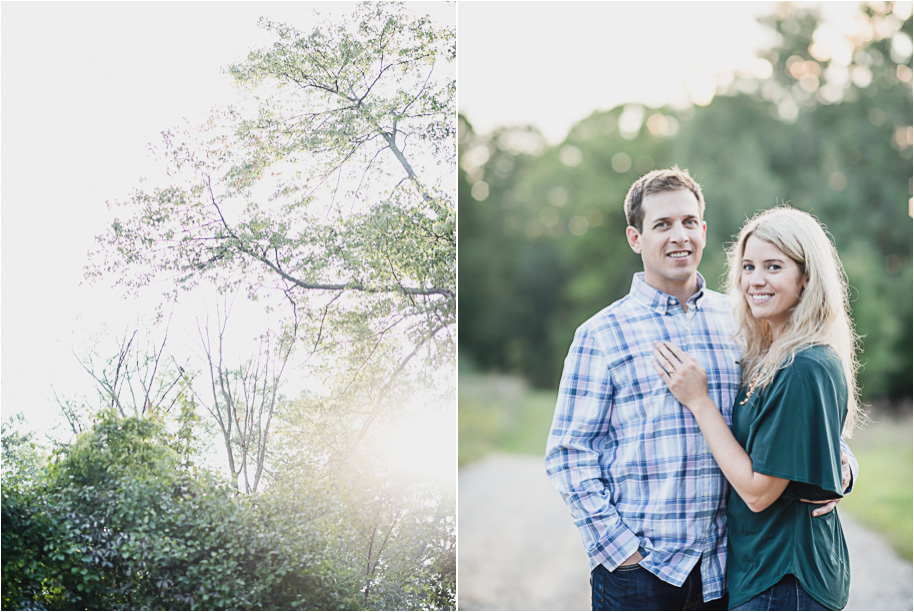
[651,206,862,611]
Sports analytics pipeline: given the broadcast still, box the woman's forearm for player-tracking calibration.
[651,341,791,510]
[688,396,789,512]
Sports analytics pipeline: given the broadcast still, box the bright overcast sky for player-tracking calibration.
[457,1,863,143]
[1,2,455,437]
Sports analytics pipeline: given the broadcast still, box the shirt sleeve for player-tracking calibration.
[545,325,640,569]
[839,437,858,494]
[745,354,846,500]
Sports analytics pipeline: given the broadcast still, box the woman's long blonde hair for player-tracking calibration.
[726,206,862,436]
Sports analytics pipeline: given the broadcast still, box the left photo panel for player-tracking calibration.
[1,2,456,610]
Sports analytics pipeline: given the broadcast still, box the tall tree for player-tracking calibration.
[79,7,457,606]
[88,1,456,434]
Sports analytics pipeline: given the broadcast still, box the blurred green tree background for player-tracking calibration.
[458,2,912,557]
[459,2,912,399]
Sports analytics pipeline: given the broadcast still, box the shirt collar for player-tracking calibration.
[629,272,707,315]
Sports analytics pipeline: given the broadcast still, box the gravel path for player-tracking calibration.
[458,453,912,611]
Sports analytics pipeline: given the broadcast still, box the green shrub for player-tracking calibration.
[2,411,359,610]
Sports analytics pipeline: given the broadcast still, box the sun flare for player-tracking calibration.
[375,404,456,486]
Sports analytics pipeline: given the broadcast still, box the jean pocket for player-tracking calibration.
[614,563,643,573]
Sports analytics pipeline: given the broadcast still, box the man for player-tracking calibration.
[545,167,855,611]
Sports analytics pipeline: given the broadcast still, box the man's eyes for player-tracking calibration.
[652,219,699,229]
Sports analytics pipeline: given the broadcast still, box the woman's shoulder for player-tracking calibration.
[771,344,847,401]
[791,344,842,376]
[764,345,842,394]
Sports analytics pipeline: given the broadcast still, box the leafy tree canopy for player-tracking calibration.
[88,1,456,396]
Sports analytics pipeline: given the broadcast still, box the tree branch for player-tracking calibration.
[205,178,453,298]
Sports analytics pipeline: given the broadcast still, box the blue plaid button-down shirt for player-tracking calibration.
[546,272,742,603]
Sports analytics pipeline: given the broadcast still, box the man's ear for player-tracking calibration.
[626,226,642,254]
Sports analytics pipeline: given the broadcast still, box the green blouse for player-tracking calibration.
[727,345,849,610]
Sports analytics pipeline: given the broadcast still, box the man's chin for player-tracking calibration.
[665,268,698,282]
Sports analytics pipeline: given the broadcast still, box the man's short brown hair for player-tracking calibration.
[623,166,706,232]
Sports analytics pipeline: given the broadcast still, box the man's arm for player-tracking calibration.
[545,327,639,570]
[841,438,858,493]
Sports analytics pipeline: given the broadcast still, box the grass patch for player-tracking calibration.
[839,412,913,560]
[458,373,556,467]
[460,371,913,561]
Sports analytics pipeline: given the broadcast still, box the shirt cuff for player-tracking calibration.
[594,521,641,571]
[844,451,858,494]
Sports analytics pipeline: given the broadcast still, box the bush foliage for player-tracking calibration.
[2,411,363,611]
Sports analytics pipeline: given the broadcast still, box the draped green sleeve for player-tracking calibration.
[743,345,848,501]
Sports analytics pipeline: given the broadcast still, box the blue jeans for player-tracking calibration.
[730,574,828,611]
[591,561,728,611]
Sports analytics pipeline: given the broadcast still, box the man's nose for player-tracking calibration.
[670,223,689,242]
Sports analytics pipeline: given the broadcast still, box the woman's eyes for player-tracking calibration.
[742,263,782,272]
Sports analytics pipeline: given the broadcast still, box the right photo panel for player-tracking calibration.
[457,2,913,611]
